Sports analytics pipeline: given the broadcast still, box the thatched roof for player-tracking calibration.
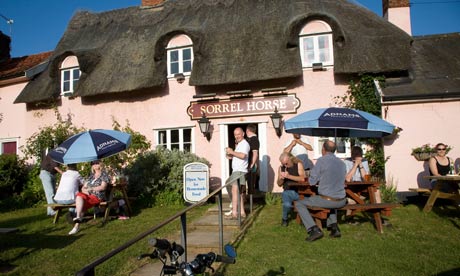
[383,33,460,102]
[15,0,412,104]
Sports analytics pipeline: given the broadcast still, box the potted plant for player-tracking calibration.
[411,144,452,161]
[411,144,434,161]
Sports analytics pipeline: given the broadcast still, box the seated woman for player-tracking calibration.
[68,160,110,235]
[429,143,453,190]
[54,163,83,214]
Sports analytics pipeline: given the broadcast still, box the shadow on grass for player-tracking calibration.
[264,266,286,276]
[435,267,460,276]
[0,213,50,228]
[0,230,81,274]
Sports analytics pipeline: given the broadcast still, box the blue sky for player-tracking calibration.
[1,0,460,57]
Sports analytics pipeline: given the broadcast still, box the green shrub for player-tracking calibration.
[125,147,210,206]
[0,154,28,199]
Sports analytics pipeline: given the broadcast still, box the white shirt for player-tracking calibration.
[285,136,312,169]
[54,170,83,201]
[232,139,250,173]
[343,158,370,181]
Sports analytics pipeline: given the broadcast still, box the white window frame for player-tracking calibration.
[154,127,195,153]
[312,137,351,159]
[167,46,193,78]
[299,32,334,68]
[0,138,19,155]
[60,66,80,96]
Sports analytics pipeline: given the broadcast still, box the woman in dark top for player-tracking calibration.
[428,143,452,189]
[276,152,305,226]
[68,160,110,235]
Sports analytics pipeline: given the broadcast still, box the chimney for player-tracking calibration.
[382,0,412,35]
[141,0,165,7]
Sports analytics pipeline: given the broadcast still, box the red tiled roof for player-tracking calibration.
[0,51,53,80]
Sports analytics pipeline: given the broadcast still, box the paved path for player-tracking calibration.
[130,197,262,276]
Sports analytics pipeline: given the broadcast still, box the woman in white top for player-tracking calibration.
[54,163,83,205]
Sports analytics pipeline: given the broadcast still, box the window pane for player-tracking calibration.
[183,143,191,152]
[182,48,191,60]
[171,144,179,150]
[170,50,179,62]
[171,129,179,143]
[171,62,179,74]
[158,130,167,145]
[63,81,70,92]
[63,70,70,81]
[183,61,192,72]
[318,36,330,62]
[303,37,315,64]
[183,129,191,142]
[73,69,80,80]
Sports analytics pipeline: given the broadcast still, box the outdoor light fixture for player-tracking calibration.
[270,107,283,137]
[174,73,186,84]
[198,112,211,140]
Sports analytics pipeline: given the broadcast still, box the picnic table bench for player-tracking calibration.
[294,202,401,233]
[291,180,401,233]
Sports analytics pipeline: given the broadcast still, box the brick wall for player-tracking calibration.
[383,0,410,12]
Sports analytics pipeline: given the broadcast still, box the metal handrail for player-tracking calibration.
[75,183,238,276]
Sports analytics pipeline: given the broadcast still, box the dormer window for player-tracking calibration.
[60,56,80,96]
[299,20,334,68]
[166,35,193,78]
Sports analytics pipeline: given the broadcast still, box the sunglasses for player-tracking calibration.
[437,148,446,151]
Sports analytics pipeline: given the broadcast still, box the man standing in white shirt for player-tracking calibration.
[224,127,250,219]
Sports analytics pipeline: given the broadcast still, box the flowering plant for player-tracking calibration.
[411,144,434,155]
[411,144,452,155]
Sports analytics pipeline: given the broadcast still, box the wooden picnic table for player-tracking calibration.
[290,180,399,233]
[422,175,460,212]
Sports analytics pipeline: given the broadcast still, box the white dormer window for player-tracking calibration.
[299,20,334,68]
[166,35,193,78]
[60,56,80,96]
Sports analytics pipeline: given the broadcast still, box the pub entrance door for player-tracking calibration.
[220,122,268,192]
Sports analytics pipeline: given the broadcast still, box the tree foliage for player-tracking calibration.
[335,75,387,179]
[22,109,84,163]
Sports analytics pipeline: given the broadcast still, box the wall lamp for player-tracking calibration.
[174,73,185,84]
[270,107,283,137]
[198,112,211,140]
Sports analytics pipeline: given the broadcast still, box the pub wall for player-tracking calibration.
[383,101,460,191]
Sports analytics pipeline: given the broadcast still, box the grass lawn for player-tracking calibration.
[222,198,460,276]
[0,204,208,276]
[1,197,460,276]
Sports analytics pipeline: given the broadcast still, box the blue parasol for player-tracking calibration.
[49,129,132,164]
[284,107,395,138]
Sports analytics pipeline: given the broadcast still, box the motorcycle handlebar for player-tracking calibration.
[148,238,171,251]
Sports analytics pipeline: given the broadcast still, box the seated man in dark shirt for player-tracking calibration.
[276,152,305,227]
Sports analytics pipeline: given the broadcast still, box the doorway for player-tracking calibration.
[220,122,268,192]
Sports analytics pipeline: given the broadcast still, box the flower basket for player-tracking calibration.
[412,152,432,161]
